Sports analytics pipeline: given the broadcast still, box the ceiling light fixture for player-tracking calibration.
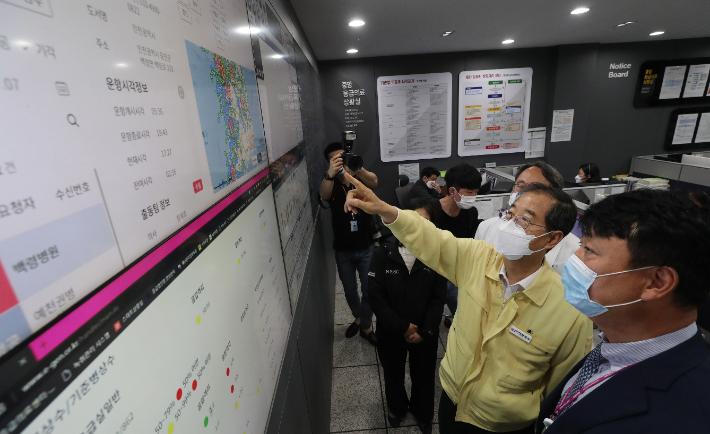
[502,39,514,44]
[349,19,365,27]
[571,7,590,14]
[347,48,358,54]
[617,21,636,27]
[116,63,127,67]
[270,54,284,59]
[442,31,454,37]
[650,31,665,36]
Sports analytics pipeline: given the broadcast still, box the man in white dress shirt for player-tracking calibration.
[475,162,579,274]
[535,189,710,434]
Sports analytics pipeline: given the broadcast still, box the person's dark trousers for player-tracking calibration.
[334,246,374,330]
[446,281,458,317]
[438,391,534,434]
[377,331,438,423]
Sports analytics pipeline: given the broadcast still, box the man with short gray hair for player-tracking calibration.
[475,162,580,274]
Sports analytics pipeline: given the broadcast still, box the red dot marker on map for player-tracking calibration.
[192,380,197,391]
[231,385,234,393]
[226,368,230,376]
[176,388,182,400]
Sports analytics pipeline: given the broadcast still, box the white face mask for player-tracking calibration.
[575,175,583,183]
[508,192,519,207]
[454,189,476,209]
[426,180,437,189]
[494,219,552,260]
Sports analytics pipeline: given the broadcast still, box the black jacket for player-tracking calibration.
[406,179,440,204]
[368,237,447,341]
[534,331,710,434]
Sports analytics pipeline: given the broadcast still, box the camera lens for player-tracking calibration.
[347,155,363,172]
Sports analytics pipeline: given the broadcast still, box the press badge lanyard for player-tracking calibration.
[342,184,357,231]
[542,363,637,431]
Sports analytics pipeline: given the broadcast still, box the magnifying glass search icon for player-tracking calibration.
[67,114,79,127]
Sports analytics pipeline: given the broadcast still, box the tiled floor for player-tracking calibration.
[330,272,444,434]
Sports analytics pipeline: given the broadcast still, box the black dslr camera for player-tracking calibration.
[339,131,363,173]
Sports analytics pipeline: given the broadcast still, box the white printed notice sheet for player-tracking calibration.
[458,68,533,156]
[377,73,452,162]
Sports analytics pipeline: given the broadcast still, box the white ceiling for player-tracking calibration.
[289,0,710,61]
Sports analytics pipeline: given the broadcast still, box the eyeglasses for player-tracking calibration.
[500,210,547,230]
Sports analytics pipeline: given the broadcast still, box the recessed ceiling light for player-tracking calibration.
[502,39,514,44]
[650,31,665,36]
[571,7,590,14]
[347,48,358,54]
[349,19,365,27]
[442,31,454,37]
[270,54,284,59]
[116,63,127,67]
[617,21,636,27]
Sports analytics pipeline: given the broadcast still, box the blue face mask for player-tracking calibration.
[562,255,655,318]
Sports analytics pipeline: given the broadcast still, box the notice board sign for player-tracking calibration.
[635,58,710,108]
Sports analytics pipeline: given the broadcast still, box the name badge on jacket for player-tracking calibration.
[350,221,358,232]
[509,326,532,344]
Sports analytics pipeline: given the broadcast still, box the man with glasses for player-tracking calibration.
[343,178,592,434]
[475,162,581,275]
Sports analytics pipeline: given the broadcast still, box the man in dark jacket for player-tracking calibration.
[406,166,442,203]
[369,197,447,434]
[535,190,710,434]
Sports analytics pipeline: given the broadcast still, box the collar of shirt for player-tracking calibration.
[398,246,417,273]
[499,263,543,300]
[597,322,698,370]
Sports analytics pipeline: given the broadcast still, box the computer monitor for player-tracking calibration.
[0,170,292,434]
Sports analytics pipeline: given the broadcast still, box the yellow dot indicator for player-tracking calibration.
[257,387,259,393]
[238,258,240,264]
[235,401,239,409]
[196,315,201,325]
[168,423,175,434]
[261,224,263,230]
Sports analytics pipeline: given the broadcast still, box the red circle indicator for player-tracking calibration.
[192,380,197,391]
[226,368,230,376]
[176,388,183,400]
[231,385,234,393]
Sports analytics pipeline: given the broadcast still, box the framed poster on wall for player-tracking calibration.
[634,58,710,108]
[377,72,453,162]
[665,107,710,151]
[458,68,533,156]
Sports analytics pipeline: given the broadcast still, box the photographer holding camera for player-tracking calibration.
[320,133,379,346]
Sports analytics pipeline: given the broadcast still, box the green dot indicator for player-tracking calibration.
[204,416,209,427]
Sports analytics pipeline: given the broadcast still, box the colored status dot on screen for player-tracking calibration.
[168,423,175,434]
[257,387,259,393]
[238,258,240,264]
[192,380,197,391]
[231,385,234,393]
[196,315,201,324]
[235,400,239,409]
[204,416,209,427]
[226,368,230,376]
[176,388,182,400]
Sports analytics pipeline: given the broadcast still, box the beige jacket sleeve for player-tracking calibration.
[542,313,594,395]
[386,209,488,288]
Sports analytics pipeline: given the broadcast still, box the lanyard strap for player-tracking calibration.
[553,363,637,417]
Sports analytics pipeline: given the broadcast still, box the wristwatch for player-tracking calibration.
[323,172,334,181]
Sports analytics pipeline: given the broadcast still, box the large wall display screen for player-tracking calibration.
[0,170,293,434]
[0,0,269,352]
[458,68,533,156]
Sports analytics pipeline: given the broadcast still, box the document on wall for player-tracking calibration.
[672,113,699,144]
[458,68,533,156]
[694,113,710,143]
[398,163,420,183]
[551,110,574,142]
[683,65,710,98]
[659,66,687,99]
[525,127,546,158]
[378,73,453,162]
